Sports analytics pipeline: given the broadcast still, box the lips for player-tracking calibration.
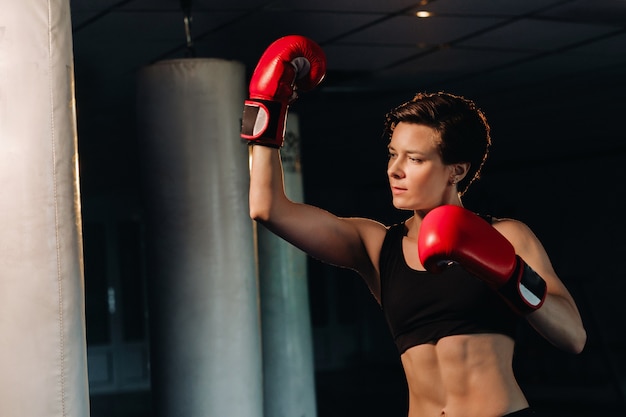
[391,186,407,195]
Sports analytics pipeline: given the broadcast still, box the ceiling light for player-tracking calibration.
[416,11,431,18]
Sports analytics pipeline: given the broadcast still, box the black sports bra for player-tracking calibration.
[379,222,519,354]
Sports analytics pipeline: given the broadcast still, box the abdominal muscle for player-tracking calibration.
[400,333,528,417]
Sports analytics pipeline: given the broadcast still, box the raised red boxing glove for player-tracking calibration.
[418,205,547,315]
[241,35,326,147]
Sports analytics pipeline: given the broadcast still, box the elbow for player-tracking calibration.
[249,188,271,222]
[559,324,587,354]
[249,188,288,223]
[249,202,270,223]
[570,327,587,355]
[249,195,278,224]
[568,309,588,354]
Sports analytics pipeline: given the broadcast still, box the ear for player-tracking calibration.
[449,162,471,184]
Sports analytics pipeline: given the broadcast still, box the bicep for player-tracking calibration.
[495,219,571,299]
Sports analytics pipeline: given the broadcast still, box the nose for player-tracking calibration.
[387,157,404,179]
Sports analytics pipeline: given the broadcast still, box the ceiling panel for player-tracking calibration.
[337,14,506,46]
[425,0,571,16]
[483,44,626,88]
[537,0,626,25]
[281,0,421,13]
[320,44,420,72]
[118,0,273,10]
[565,32,626,65]
[332,47,533,95]
[460,19,619,51]
[385,47,532,78]
[186,11,385,65]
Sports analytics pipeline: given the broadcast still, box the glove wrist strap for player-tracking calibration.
[241,99,288,148]
[499,259,547,315]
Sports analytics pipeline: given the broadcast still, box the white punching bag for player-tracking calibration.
[136,58,263,417]
[0,1,90,416]
[258,113,318,417]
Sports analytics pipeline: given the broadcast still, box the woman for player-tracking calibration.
[244,36,586,417]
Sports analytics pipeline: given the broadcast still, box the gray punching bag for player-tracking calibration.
[136,59,262,417]
[258,113,318,417]
[0,1,90,416]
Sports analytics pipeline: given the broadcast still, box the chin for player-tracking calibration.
[392,200,414,211]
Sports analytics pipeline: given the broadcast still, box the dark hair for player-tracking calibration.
[383,92,491,196]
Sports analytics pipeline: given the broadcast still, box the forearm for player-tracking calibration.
[249,145,290,222]
[526,293,586,354]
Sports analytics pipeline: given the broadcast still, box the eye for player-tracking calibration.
[387,151,397,160]
[409,157,423,163]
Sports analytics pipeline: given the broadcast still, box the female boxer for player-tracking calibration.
[243,35,586,417]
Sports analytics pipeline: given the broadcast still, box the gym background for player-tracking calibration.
[68,1,625,416]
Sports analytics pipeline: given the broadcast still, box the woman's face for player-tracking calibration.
[387,122,456,211]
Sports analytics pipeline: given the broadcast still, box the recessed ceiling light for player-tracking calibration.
[416,11,431,18]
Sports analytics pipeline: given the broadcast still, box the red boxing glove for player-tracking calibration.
[418,205,547,315]
[241,35,326,148]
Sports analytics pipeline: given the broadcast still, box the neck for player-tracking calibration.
[408,195,464,236]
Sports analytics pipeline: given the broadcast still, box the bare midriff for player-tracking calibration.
[400,333,529,417]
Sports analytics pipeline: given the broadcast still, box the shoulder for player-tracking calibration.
[491,217,533,238]
[344,217,390,247]
[491,217,532,234]
[490,217,547,264]
[491,217,535,246]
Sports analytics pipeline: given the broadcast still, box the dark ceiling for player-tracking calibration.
[69,0,626,204]
[70,0,626,94]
